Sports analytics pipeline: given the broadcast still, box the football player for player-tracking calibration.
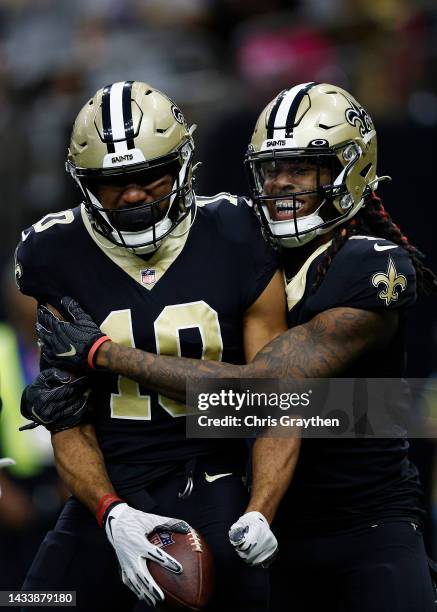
[16,81,288,611]
[34,83,437,611]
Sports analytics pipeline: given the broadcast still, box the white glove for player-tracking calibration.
[229,511,278,567]
[0,458,15,498]
[105,503,187,606]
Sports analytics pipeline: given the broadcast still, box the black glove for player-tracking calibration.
[20,368,90,433]
[36,297,110,372]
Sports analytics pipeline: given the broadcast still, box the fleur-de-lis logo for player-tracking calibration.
[345,98,373,138]
[371,256,407,306]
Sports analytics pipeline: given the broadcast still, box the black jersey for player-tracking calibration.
[278,235,425,534]
[16,194,278,493]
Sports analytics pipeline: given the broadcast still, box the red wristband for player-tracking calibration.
[88,336,111,370]
[96,493,124,528]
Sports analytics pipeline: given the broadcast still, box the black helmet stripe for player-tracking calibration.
[122,80,135,149]
[285,82,317,135]
[266,89,287,139]
[267,82,317,139]
[101,84,115,153]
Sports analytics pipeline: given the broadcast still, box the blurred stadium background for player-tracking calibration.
[0,0,436,591]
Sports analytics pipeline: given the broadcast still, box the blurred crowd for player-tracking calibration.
[0,0,436,588]
[0,0,436,260]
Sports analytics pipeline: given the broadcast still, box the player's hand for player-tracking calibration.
[36,297,110,372]
[104,503,187,606]
[228,511,278,567]
[20,368,90,432]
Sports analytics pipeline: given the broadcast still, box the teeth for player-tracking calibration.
[276,200,304,211]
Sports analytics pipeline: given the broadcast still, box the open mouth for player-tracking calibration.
[273,199,305,221]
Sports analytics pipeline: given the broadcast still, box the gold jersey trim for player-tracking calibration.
[285,240,332,311]
[196,192,239,207]
[80,204,191,290]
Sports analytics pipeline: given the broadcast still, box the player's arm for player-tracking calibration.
[36,265,288,401]
[98,268,289,391]
[21,377,190,605]
[37,302,397,396]
[242,270,288,362]
[51,423,116,513]
[229,306,397,566]
[99,306,396,386]
[228,433,301,567]
[51,423,188,604]
[98,270,288,394]
[249,305,398,377]
[236,270,300,565]
[20,370,121,513]
[244,435,301,524]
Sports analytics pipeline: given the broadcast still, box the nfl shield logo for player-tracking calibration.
[149,530,174,548]
[141,268,156,285]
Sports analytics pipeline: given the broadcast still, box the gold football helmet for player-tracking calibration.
[66,81,196,253]
[246,82,382,247]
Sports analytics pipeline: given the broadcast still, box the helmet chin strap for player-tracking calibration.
[279,232,318,248]
[170,196,197,239]
[84,188,174,253]
[261,199,324,238]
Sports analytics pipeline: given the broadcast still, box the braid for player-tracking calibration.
[312,217,360,293]
[312,193,437,295]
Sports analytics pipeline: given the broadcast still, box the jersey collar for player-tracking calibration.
[80,203,192,290]
[285,240,332,311]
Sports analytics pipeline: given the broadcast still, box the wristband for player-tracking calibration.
[88,336,111,370]
[96,493,124,527]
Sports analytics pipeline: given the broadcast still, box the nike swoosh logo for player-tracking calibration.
[56,345,77,357]
[108,516,115,539]
[204,472,233,483]
[374,244,398,252]
[31,406,49,424]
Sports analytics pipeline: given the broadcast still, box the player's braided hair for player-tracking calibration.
[312,192,437,295]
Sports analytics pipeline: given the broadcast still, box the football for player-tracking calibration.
[148,525,214,611]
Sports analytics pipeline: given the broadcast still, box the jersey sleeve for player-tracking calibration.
[14,224,63,309]
[231,197,279,310]
[308,237,417,313]
[198,194,280,311]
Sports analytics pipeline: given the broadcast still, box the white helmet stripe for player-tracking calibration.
[109,81,129,153]
[101,81,135,153]
[266,89,287,139]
